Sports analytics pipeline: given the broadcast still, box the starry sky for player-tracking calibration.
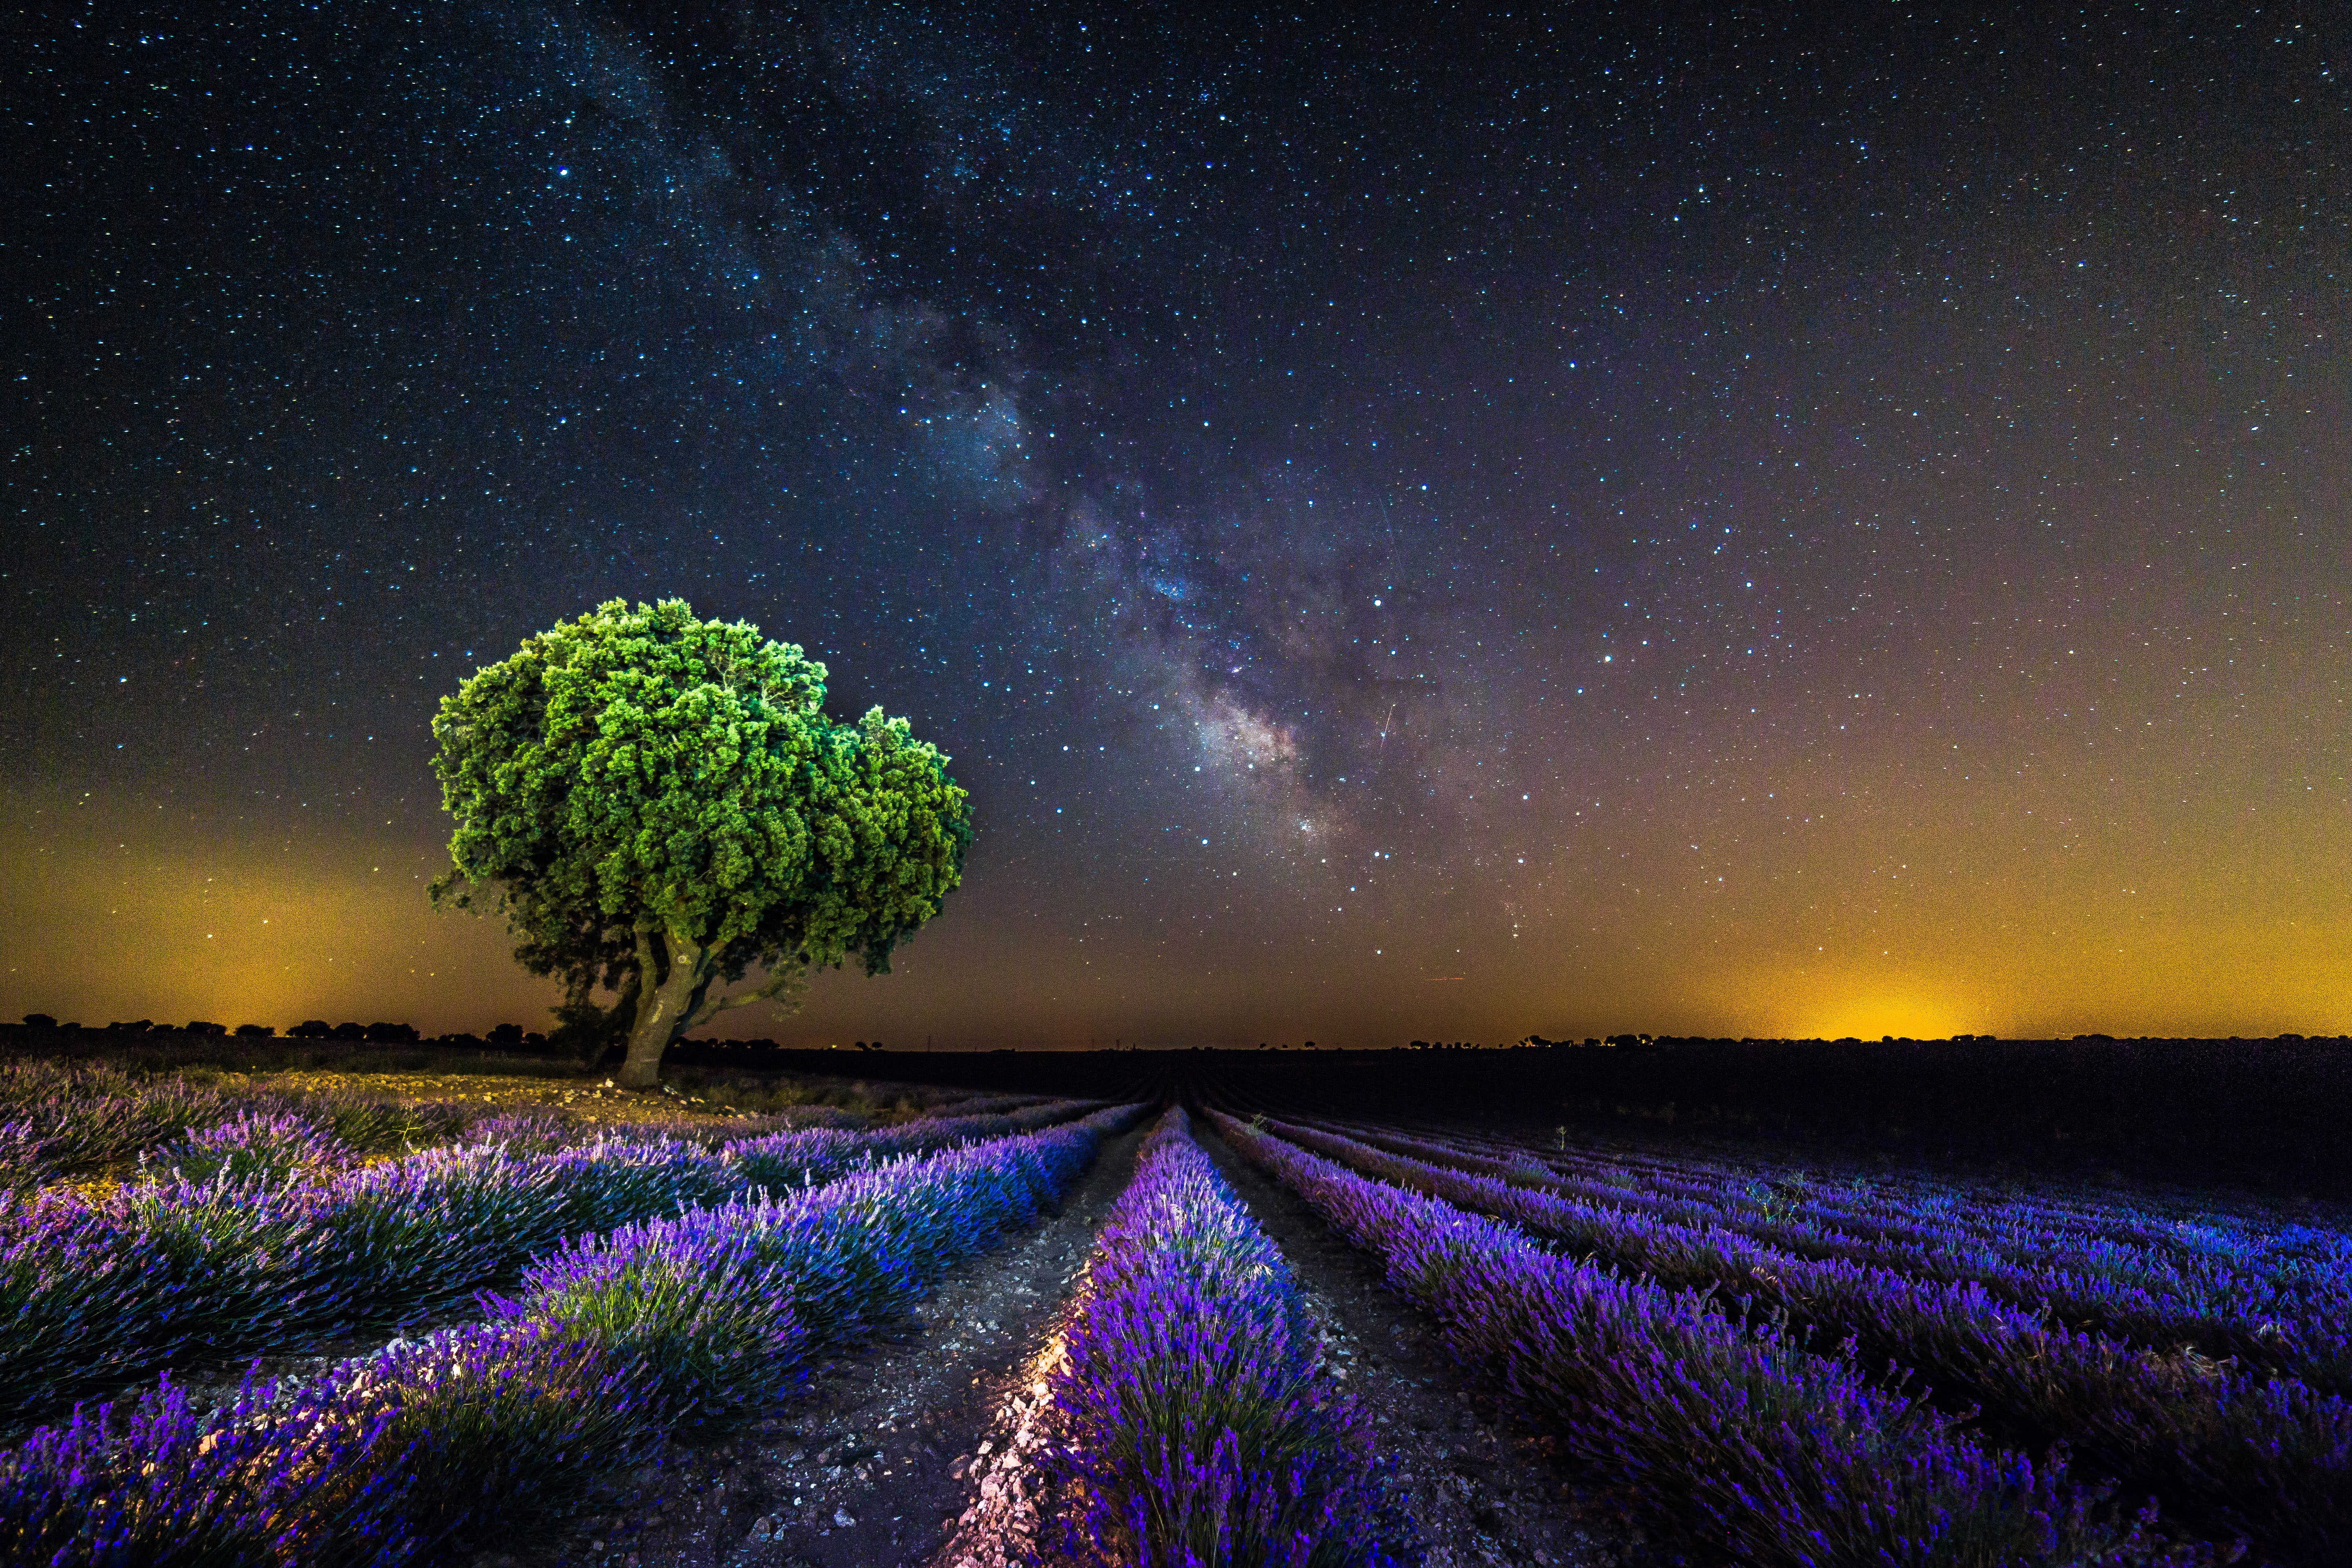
[4,2,2347,1047]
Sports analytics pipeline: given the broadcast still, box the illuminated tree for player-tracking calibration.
[430,599,972,1088]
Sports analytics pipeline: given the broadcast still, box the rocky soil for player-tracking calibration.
[476,1125,1149,1568]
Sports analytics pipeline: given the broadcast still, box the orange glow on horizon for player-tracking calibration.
[7,773,2350,1046]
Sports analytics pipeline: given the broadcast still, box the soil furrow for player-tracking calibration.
[478,1123,1147,1568]
[1194,1122,1653,1568]
[924,1280,1088,1568]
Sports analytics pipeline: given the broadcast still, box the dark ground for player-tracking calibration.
[15,1025,2345,1192]
[664,1034,2352,1195]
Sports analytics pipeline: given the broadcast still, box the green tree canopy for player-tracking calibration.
[430,599,972,1086]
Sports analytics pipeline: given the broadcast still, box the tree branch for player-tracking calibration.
[685,962,808,1029]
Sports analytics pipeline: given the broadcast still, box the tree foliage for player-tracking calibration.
[430,599,972,1084]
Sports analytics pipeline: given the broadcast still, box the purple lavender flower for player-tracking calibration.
[0,1096,1136,1440]
[495,1206,814,1426]
[0,1123,58,1192]
[1050,1110,1412,1567]
[1207,1111,2216,1568]
[0,1320,651,1566]
[455,1109,575,1154]
[0,1103,1149,1566]
[0,1060,235,1183]
[1316,1115,2352,1389]
[1265,1115,2349,1562]
[147,1110,352,1185]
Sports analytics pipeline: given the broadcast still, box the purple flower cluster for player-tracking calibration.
[0,1123,57,1193]
[0,1060,242,1185]
[502,1106,1128,1427]
[145,1109,355,1184]
[0,1101,1106,1435]
[1206,1112,2214,1568]
[1334,1118,2352,1390]
[1048,1110,1410,1567]
[1455,1118,2332,1270]
[453,1109,576,1154]
[0,1105,1146,1566]
[714,1098,1102,1190]
[861,1098,1110,1153]
[2,1309,676,1566]
[0,1059,490,1192]
[1276,1117,2352,1560]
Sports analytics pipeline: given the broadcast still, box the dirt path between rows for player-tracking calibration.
[477,1123,1147,1568]
[1194,1123,1656,1568]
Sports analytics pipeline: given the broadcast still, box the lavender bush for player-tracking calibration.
[0,1109,1071,1435]
[306,1094,473,1156]
[452,1109,575,1154]
[0,1104,1145,1566]
[1449,1116,2352,1327]
[0,1061,498,1191]
[146,1110,354,1184]
[1048,1109,1410,1567]
[0,1123,58,1192]
[0,1060,237,1184]
[1320,1117,2352,1390]
[1206,1112,2213,1568]
[0,1319,657,1567]
[1449,1118,2340,1266]
[498,1114,1123,1425]
[1273,1117,2349,1561]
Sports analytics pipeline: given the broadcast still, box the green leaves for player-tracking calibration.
[430,599,972,1051]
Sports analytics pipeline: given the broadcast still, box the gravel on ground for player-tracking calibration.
[476,1123,1149,1568]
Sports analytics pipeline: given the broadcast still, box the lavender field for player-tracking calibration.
[3,1045,2347,1568]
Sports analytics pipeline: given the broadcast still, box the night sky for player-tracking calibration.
[5,3,2346,1047]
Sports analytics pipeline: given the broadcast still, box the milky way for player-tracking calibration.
[6,3,2347,1045]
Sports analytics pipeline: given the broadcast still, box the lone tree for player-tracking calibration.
[430,599,973,1088]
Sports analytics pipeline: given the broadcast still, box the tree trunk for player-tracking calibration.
[616,929,715,1089]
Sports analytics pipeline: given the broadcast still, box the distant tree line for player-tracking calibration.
[1409,1036,1628,1049]
[7,1016,900,1064]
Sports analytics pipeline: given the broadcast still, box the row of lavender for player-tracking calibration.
[139,1091,1068,1190]
[0,1097,1103,1434]
[1045,1108,1408,1565]
[1314,1116,2352,1395]
[1416,1116,2352,1298]
[0,1104,1146,1567]
[0,1058,786,1190]
[1263,1116,2349,1565]
[1207,1112,2214,1568]
[0,1060,480,1189]
[0,1057,1050,1190]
